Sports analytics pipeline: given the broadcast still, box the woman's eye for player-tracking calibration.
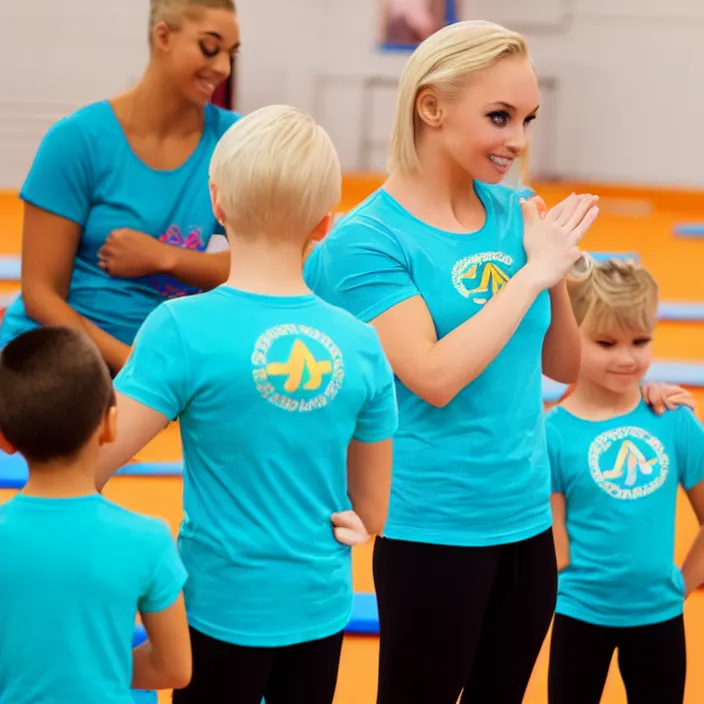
[199,40,219,58]
[488,111,509,127]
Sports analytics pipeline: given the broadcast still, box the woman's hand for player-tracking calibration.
[98,229,174,278]
[642,382,696,414]
[522,194,600,290]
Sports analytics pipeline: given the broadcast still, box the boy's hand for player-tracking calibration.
[642,382,696,415]
[331,510,370,546]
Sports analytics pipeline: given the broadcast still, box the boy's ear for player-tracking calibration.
[99,405,118,447]
[0,431,17,456]
[209,183,227,227]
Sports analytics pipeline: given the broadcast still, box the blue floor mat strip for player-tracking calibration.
[674,224,704,237]
[0,256,20,280]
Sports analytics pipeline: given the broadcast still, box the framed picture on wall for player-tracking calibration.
[379,0,457,51]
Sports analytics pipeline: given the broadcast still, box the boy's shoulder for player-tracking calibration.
[311,296,382,344]
[96,497,173,540]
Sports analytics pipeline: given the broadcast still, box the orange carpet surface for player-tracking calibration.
[1,176,704,702]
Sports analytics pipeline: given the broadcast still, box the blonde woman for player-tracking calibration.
[305,20,598,703]
[0,0,239,373]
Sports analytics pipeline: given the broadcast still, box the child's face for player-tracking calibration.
[579,324,653,394]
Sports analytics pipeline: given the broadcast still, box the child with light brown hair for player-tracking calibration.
[548,255,704,703]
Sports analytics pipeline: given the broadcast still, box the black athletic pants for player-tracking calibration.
[372,528,557,704]
[172,626,344,703]
[548,613,686,703]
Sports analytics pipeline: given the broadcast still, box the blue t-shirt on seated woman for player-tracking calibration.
[0,101,239,348]
[304,181,551,548]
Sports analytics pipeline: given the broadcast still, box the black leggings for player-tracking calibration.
[373,528,557,704]
[172,626,344,704]
[548,613,686,704]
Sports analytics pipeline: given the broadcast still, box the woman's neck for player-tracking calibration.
[114,64,204,138]
[561,378,643,421]
[385,139,485,233]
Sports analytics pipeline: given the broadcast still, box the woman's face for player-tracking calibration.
[155,8,240,105]
[423,56,540,184]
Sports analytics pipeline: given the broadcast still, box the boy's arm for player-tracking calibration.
[96,305,188,491]
[346,438,393,536]
[682,481,704,597]
[132,527,191,691]
[343,331,398,537]
[551,492,570,572]
[132,595,192,691]
[96,394,169,492]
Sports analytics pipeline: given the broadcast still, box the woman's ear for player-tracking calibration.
[416,88,444,128]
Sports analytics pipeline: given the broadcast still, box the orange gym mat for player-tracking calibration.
[1,177,704,702]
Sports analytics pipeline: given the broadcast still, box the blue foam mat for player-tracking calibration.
[590,251,639,262]
[0,256,20,281]
[674,224,704,237]
[0,454,182,488]
[658,302,704,321]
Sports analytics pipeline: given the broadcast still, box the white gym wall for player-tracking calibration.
[0,0,703,188]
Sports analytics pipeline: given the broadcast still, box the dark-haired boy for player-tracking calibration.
[0,326,191,703]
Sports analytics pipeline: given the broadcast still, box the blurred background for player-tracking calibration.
[1,1,704,702]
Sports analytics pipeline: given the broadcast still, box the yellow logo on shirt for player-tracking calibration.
[588,426,669,500]
[451,252,513,304]
[251,325,344,412]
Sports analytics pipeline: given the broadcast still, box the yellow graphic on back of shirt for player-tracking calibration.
[266,339,333,392]
[588,426,668,500]
[452,252,513,303]
[251,324,344,412]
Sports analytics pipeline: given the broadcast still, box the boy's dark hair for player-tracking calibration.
[0,327,115,464]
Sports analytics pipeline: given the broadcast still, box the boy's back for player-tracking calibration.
[0,494,184,704]
[115,285,397,647]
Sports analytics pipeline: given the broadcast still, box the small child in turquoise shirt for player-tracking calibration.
[0,327,190,703]
[97,104,398,703]
[547,256,704,703]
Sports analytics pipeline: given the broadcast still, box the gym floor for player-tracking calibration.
[1,177,703,702]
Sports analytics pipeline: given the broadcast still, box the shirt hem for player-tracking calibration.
[186,607,352,648]
[555,602,684,628]
[381,514,552,547]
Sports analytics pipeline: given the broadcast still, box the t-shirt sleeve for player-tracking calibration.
[304,219,421,324]
[546,420,565,494]
[20,114,94,226]
[353,327,399,443]
[114,304,189,421]
[138,523,188,614]
[676,408,704,490]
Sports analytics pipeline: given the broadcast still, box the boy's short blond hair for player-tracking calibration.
[209,105,341,241]
[567,255,659,335]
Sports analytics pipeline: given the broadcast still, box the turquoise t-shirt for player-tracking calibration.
[548,401,704,627]
[303,182,552,547]
[0,494,186,704]
[0,101,239,347]
[114,286,398,647]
